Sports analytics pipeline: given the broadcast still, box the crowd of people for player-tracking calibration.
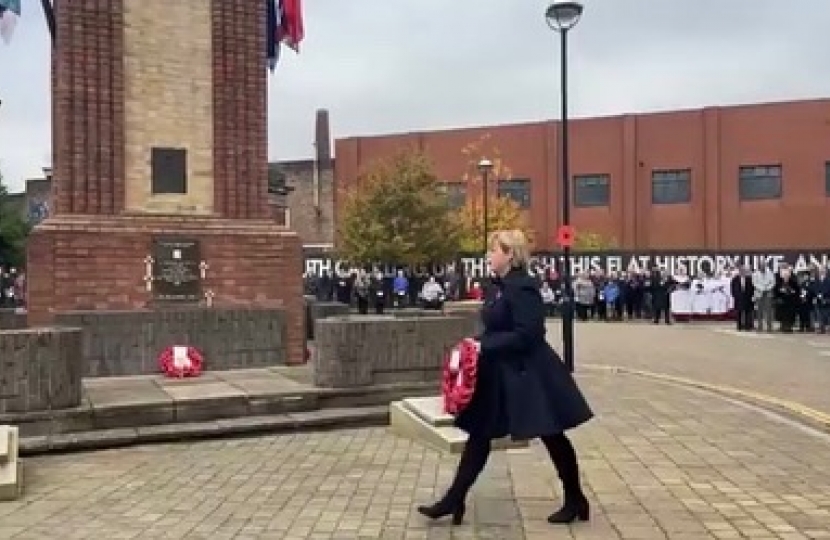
[304,260,830,334]
[0,265,25,308]
[304,268,456,313]
[729,262,830,333]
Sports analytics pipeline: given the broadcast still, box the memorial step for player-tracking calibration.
[389,396,528,454]
[0,425,22,501]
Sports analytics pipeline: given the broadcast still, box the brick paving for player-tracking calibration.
[555,320,830,417]
[2,370,830,539]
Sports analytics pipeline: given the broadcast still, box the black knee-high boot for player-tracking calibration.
[417,436,491,524]
[541,433,590,524]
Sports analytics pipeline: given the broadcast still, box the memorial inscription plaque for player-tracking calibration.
[151,237,202,303]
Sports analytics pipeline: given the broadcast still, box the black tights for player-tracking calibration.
[440,433,583,505]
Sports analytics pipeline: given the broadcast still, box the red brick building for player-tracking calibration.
[334,98,830,252]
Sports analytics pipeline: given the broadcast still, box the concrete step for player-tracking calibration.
[0,425,22,501]
[20,406,390,456]
[389,396,528,454]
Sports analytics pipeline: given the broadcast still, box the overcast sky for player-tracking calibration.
[1,0,828,193]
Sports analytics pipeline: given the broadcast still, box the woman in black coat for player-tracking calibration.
[418,230,594,526]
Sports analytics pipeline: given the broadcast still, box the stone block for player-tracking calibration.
[0,309,26,330]
[55,307,288,377]
[389,398,528,454]
[0,327,84,413]
[0,425,21,501]
[313,314,477,388]
[0,424,9,464]
[306,299,350,340]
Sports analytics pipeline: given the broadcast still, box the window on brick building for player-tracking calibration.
[497,178,531,209]
[651,169,691,204]
[151,147,187,194]
[437,182,467,209]
[573,174,610,207]
[738,164,782,201]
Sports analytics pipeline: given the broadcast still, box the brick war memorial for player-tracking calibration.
[1,0,304,498]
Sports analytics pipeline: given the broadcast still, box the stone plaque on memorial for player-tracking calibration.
[151,237,202,303]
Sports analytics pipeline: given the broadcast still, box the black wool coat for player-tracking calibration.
[455,267,594,440]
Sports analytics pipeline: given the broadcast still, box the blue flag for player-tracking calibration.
[0,0,20,16]
[266,0,281,72]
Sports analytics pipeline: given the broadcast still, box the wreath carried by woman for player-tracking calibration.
[158,345,205,378]
[441,337,479,415]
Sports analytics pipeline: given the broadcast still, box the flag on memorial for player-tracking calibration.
[280,0,304,53]
[0,6,18,45]
[266,0,281,71]
[266,0,305,73]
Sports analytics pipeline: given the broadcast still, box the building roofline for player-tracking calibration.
[335,95,830,142]
[268,158,336,168]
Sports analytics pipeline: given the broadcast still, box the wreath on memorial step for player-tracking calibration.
[158,345,205,378]
[442,338,479,416]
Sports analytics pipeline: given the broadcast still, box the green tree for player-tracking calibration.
[0,169,30,268]
[336,150,461,266]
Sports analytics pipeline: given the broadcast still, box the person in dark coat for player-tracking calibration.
[730,266,755,331]
[649,269,675,324]
[369,271,386,314]
[775,264,800,333]
[417,229,594,527]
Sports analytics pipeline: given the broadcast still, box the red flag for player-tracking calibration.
[280,0,304,52]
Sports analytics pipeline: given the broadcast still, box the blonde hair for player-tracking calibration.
[488,229,531,268]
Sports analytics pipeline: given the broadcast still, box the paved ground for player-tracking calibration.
[2,369,830,539]
[550,320,830,417]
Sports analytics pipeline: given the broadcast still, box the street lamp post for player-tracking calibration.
[478,158,494,256]
[546,0,583,373]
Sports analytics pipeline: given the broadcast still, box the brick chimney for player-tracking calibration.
[315,109,332,172]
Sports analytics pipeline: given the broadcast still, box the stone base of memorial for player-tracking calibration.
[26,216,305,366]
[55,307,288,377]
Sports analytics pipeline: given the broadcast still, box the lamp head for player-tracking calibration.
[545,1,583,32]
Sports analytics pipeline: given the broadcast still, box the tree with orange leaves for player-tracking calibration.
[453,135,534,253]
[572,231,618,252]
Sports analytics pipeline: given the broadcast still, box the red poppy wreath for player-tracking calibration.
[158,345,205,378]
[442,338,479,415]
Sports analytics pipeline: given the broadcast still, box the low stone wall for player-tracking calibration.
[0,327,83,413]
[0,309,26,330]
[55,307,288,377]
[443,302,483,334]
[305,299,350,340]
[313,314,478,388]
